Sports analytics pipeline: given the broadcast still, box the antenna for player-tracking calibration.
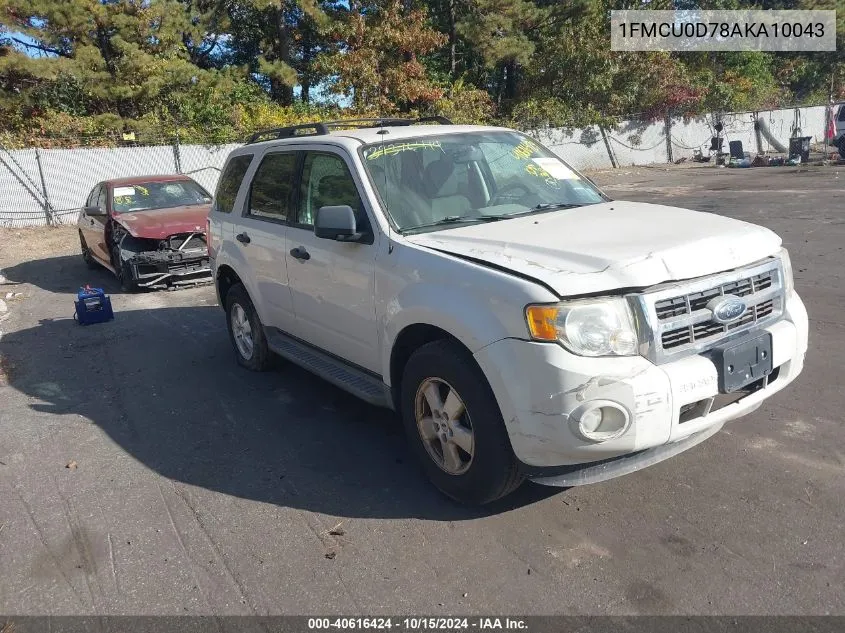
[377,126,394,254]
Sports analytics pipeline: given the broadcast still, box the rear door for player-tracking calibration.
[210,154,254,261]
[285,149,380,373]
[234,150,299,332]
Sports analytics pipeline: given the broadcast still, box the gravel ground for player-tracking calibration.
[0,164,843,616]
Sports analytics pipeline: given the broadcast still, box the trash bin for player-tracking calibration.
[788,136,811,163]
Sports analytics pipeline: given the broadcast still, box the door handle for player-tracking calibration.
[289,246,310,261]
[236,232,251,244]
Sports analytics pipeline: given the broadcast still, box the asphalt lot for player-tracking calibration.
[0,164,843,615]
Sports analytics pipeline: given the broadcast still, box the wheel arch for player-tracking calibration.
[388,323,476,410]
[216,264,243,308]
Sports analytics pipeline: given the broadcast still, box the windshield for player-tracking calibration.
[111,180,211,213]
[361,131,606,233]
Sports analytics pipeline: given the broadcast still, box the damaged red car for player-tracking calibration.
[77,175,213,291]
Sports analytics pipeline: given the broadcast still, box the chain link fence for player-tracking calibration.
[0,103,836,228]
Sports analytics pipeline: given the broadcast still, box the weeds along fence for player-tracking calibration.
[0,103,834,228]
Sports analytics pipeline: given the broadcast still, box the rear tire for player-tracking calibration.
[79,232,99,270]
[225,283,272,371]
[838,137,845,160]
[400,339,523,505]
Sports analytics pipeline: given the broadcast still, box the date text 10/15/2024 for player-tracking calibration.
[308,618,528,631]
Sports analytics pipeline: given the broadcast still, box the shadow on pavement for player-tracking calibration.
[2,304,560,520]
[3,254,129,295]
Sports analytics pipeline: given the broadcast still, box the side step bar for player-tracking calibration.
[265,328,393,409]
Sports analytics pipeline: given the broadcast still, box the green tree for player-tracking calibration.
[455,0,547,106]
[0,0,226,122]
[316,0,446,112]
[223,0,333,105]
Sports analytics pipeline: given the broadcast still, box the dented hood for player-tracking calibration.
[114,205,210,239]
[405,201,781,296]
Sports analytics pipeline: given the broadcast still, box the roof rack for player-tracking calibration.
[245,116,453,144]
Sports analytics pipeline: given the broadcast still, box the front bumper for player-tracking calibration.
[127,250,212,288]
[474,292,808,481]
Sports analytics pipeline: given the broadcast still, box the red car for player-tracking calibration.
[77,175,213,291]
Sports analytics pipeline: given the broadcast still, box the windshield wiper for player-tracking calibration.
[404,215,498,232]
[478,202,588,221]
[533,202,587,211]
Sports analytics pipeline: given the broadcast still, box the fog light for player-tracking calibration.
[579,408,603,434]
[572,401,631,443]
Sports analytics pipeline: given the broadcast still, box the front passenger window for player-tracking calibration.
[297,153,365,228]
[95,187,108,213]
[248,152,298,221]
[86,186,101,208]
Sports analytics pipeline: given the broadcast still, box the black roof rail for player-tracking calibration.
[416,116,453,125]
[246,122,329,144]
[245,116,453,144]
[323,116,454,129]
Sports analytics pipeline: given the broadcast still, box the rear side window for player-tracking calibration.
[248,152,298,221]
[215,155,252,214]
[838,105,845,122]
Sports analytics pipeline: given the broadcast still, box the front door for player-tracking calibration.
[285,151,380,374]
[80,185,110,263]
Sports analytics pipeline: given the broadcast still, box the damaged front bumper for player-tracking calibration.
[119,232,212,289]
[127,250,212,288]
[474,292,808,485]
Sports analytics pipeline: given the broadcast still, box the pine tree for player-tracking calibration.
[0,0,221,123]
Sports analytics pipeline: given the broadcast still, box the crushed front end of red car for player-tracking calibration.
[111,206,213,289]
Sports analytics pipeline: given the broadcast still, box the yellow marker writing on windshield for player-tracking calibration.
[512,139,540,160]
[367,141,443,160]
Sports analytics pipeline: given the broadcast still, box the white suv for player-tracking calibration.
[208,118,808,505]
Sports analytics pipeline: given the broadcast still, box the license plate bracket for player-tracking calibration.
[710,333,773,394]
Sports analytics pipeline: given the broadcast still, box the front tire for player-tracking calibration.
[111,245,138,292]
[400,340,523,505]
[225,283,272,371]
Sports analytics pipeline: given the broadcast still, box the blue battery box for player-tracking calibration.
[74,286,114,325]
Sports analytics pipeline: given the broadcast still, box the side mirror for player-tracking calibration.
[314,205,363,242]
[84,205,107,216]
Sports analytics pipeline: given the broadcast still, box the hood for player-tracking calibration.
[405,201,781,296]
[114,205,210,239]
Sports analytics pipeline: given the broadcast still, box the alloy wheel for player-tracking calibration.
[414,377,474,475]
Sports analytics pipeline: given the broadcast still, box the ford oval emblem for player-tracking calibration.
[708,295,747,324]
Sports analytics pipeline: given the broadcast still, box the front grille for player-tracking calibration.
[654,269,774,320]
[661,297,777,349]
[640,258,785,362]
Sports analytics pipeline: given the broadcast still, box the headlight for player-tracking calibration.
[525,297,639,357]
[780,247,794,296]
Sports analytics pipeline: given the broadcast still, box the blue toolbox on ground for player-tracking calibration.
[74,286,114,325]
